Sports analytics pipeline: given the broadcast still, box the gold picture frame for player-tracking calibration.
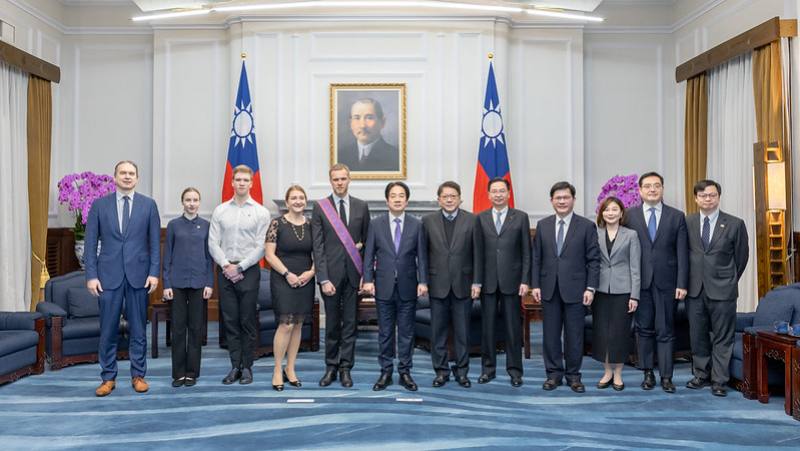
[329,83,407,180]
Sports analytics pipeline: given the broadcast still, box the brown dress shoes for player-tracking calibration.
[131,376,149,393]
[95,380,116,397]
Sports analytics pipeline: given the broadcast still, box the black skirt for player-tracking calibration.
[591,292,634,364]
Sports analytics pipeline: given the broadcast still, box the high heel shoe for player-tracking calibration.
[612,381,625,391]
[284,370,302,388]
[596,379,611,389]
[273,373,284,392]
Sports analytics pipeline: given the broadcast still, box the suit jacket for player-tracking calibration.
[686,211,749,300]
[311,195,371,288]
[84,192,161,290]
[478,208,531,295]
[363,213,428,301]
[422,209,483,299]
[338,137,399,172]
[531,213,601,303]
[626,204,689,291]
[597,226,641,300]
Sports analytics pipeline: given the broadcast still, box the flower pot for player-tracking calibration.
[74,240,86,270]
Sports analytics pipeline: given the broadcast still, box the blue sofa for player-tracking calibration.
[414,297,506,356]
[36,271,129,369]
[0,311,45,385]
[730,283,800,398]
[254,269,319,357]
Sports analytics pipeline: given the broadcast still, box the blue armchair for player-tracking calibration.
[0,311,45,385]
[414,297,507,357]
[36,271,129,369]
[254,269,319,358]
[730,283,800,398]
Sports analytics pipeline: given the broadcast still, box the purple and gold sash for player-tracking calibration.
[318,197,363,276]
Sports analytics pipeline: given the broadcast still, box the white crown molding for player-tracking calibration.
[670,0,726,33]
[63,26,154,35]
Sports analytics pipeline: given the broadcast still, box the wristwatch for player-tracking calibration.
[282,270,290,277]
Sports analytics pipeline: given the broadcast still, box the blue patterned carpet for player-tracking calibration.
[1,322,799,450]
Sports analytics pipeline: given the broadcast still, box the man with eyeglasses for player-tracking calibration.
[625,171,688,393]
[477,177,530,387]
[422,181,483,388]
[684,179,748,397]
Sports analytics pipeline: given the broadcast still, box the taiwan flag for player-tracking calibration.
[222,61,263,204]
[472,61,514,213]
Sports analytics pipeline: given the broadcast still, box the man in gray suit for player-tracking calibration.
[685,179,749,397]
[422,181,483,388]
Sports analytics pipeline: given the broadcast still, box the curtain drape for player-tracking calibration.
[753,41,784,145]
[707,53,759,312]
[0,61,32,311]
[27,75,52,310]
[684,74,708,215]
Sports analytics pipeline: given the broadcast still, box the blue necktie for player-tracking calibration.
[556,219,565,256]
[393,218,402,253]
[122,195,130,235]
[647,207,657,242]
[495,211,503,234]
[702,216,711,251]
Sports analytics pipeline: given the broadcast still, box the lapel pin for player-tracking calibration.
[720,224,725,228]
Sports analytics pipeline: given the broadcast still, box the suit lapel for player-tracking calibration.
[708,213,727,251]
[106,194,122,238]
[449,210,464,251]
[559,215,578,255]
[498,209,512,236]
[608,229,624,259]
[597,227,610,261]
[124,195,143,239]
[383,214,398,256]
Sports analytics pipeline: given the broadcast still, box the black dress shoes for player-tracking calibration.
[661,377,675,393]
[612,382,625,391]
[641,369,656,390]
[510,376,523,387]
[184,377,196,387]
[372,372,392,391]
[477,374,495,384]
[686,377,711,390]
[284,371,302,388]
[222,368,241,385]
[239,367,253,385]
[542,378,562,391]
[432,374,449,387]
[339,369,353,388]
[172,378,185,388]
[400,373,418,392]
[319,369,337,387]
[596,379,611,389]
[711,384,727,397]
[456,376,471,388]
[569,380,585,393]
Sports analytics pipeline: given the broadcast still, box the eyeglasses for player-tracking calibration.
[489,190,508,195]
[439,194,459,200]
[696,193,719,199]
[552,196,573,202]
[641,183,663,190]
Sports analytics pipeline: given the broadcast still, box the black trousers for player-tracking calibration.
[219,265,259,369]
[430,291,471,378]
[635,285,676,378]
[686,290,736,385]
[170,287,204,379]
[322,278,358,370]
[542,282,585,382]
[376,286,416,375]
[481,291,522,378]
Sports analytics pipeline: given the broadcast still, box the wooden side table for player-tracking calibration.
[792,341,800,421]
[521,293,541,359]
[756,330,796,416]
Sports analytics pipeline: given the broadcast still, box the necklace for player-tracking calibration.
[286,218,305,241]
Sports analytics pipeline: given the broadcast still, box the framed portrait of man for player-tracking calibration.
[330,83,407,180]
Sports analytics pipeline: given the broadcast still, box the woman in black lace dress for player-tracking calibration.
[265,185,315,391]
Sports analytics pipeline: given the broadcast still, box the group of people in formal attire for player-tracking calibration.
[84,161,749,399]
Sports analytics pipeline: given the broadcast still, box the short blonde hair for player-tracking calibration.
[284,184,307,203]
[328,163,350,177]
[232,165,253,179]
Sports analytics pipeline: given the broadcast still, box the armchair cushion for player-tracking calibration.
[0,312,42,330]
[0,330,39,357]
[735,313,755,332]
[752,283,800,327]
[36,302,67,320]
[62,317,103,340]
[67,288,99,318]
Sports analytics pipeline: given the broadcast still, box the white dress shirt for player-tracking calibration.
[554,211,574,242]
[358,141,377,161]
[389,212,406,237]
[492,206,509,231]
[116,191,135,233]
[208,196,269,271]
[642,202,663,229]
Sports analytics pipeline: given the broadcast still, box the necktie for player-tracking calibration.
[495,211,503,234]
[702,216,711,251]
[122,195,130,235]
[647,207,657,242]
[447,214,454,222]
[556,219,565,256]
[339,199,347,225]
[393,218,402,253]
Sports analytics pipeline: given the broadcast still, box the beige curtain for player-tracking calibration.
[684,73,708,214]
[27,75,52,310]
[752,41,784,145]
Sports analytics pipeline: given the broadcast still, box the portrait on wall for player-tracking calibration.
[330,83,407,180]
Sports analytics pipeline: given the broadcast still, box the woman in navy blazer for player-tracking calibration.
[163,188,214,388]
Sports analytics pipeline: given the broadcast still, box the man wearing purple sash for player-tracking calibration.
[312,163,371,387]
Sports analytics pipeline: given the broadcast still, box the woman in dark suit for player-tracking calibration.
[163,187,214,388]
[265,185,315,391]
[593,196,641,390]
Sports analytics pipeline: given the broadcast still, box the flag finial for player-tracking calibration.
[487,52,494,60]
[241,52,247,59]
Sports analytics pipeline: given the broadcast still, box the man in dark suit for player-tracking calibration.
[312,163,371,387]
[338,98,400,172]
[85,160,161,397]
[477,177,530,387]
[422,181,483,388]
[685,179,749,397]
[363,182,428,391]
[625,171,688,393]
[531,181,600,393]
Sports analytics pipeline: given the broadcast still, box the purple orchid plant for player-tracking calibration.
[57,172,116,240]
[596,174,641,213]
